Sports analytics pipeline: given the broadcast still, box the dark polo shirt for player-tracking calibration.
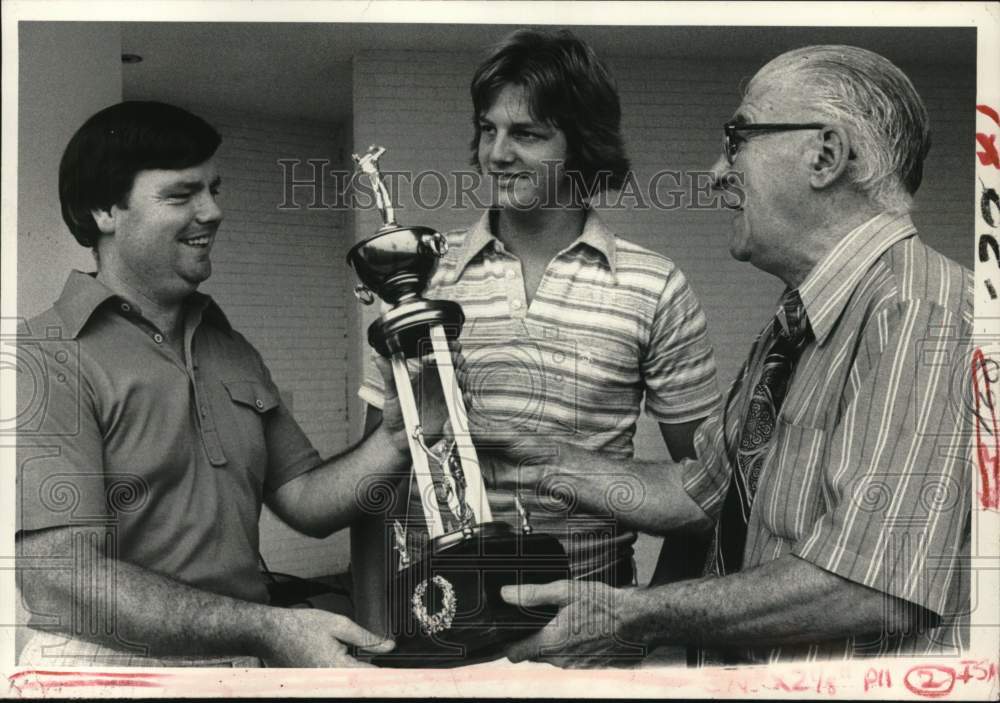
[16,271,322,604]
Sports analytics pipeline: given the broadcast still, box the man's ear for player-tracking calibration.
[90,206,117,236]
[808,125,852,190]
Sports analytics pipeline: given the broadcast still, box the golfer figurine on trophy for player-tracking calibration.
[347,146,569,667]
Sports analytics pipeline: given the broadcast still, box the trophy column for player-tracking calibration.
[387,347,445,536]
[427,325,492,526]
[385,323,492,538]
[347,146,568,667]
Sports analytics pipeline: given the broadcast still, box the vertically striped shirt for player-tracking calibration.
[684,212,974,661]
[361,208,720,569]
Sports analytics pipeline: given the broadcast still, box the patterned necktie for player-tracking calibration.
[714,289,812,575]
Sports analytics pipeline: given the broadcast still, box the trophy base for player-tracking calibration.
[368,298,464,358]
[369,521,570,668]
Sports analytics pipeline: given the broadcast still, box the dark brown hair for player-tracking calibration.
[59,101,221,247]
[470,28,630,199]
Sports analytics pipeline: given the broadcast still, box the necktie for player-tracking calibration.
[714,289,812,575]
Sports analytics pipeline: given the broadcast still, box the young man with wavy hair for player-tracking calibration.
[356,29,720,639]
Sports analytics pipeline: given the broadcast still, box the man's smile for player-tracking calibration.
[179,230,216,248]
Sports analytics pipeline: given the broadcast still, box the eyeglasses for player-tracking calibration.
[723,121,825,165]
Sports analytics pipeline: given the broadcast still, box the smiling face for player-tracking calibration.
[711,76,820,273]
[95,159,223,305]
[477,83,574,210]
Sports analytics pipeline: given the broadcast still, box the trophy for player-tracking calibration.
[347,146,570,667]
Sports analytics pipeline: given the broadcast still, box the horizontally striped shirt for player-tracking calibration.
[361,208,720,566]
[684,212,974,661]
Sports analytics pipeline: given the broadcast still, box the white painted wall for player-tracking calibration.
[17,22,123,319]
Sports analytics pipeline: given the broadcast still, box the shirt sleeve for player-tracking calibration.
[358,350,386,411]
[642,266,722,424]
[792,301,972,617]
[680,410,731,522]
[251,350,323,493]
[16,334,110,533]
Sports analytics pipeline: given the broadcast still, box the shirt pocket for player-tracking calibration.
[755,417,828,541]
[573,337,642,419]
[220,380,280,485]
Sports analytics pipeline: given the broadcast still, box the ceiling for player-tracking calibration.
[122,23,976,123]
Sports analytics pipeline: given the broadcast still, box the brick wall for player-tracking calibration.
[353,48,975,582]
[185,106,357,578]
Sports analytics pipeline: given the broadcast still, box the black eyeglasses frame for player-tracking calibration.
[723,121,826,165]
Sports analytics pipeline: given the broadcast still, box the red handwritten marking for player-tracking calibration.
[972,349,1000,509]
[904,665,957,698]
[7,669,162,694]
[864,667,892,692]
[773,674,802,692]
[978,105,1000,169]
[976,134,1000,169]
[958,659,999,682]
[979,104,1000,126]
[13,679,158,688]
[8,669,161,681]
[769,671,835,696]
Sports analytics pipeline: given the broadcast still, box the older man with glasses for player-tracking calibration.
[482,45,974,666]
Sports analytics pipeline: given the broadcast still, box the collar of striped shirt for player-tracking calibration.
[797,211,918,346]
[452,208,619,281]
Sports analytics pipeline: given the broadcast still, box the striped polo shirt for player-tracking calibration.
[361,208,720,569]
[685,212,974,661]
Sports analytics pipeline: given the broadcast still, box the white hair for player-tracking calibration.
[749,45,931,213]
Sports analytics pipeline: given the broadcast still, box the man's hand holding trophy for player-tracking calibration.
[347,146,570,667]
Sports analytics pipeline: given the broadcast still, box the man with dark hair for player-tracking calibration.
[58,101,223,250]
[355,29,720,634]
[492,45,973,665]
[16,100,445,667]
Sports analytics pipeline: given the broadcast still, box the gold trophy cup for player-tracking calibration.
[347,146,569,666]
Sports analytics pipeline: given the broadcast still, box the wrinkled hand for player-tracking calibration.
[465,409,550,469]
[259,607,394,667]
[501,579,648,668]
[375,341,469,455]
[473,431,570,493]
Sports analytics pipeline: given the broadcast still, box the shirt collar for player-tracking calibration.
[54,270,231,338]
[573,209,618,278]
[186,291,233,333]
[797,211,917,346]
[453,208,618,279]
[453,211,498,278]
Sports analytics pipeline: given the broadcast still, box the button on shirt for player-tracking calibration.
[684,213,974,660]
[361,209,721,568]
[16,271,322,604]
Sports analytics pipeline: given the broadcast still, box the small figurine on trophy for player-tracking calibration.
[347,146,569,667]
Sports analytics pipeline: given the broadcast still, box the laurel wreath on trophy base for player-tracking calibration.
[411,575,458,635]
